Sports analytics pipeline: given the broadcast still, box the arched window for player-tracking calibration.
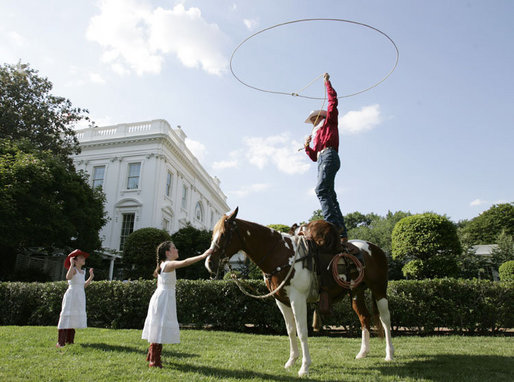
[195,202,204,222]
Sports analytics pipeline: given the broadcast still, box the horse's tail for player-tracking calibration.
[372,295,385,339]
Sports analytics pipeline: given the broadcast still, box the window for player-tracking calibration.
[165,171,172,197]
[181,185,188,209]
[92,165,105,189]
[119,213,135,250]
[195,202,204,222]
[127,162,141,189]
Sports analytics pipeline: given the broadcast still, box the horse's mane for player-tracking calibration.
[212,214,228,237]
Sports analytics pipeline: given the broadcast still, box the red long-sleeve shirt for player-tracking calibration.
[305,80,339,162]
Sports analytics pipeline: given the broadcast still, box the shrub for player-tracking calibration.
[122,228,172,279]
[499,261,514,282]
[392,213,461,279]
[171,224,212,280]
[0,279,512,334]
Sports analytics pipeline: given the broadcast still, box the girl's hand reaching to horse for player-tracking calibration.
[202,248,214,259]
[89,268,94,278]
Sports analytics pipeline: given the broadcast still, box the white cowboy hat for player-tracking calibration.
[304,109,327,124]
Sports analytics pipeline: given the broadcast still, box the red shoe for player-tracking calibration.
[149,343,163,368]
[146,345,152,362]
[56,329,66,348]
[65,329,75,344]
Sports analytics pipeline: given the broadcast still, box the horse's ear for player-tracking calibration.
[227,207,239,221]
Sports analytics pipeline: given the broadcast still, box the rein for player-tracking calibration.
[227,236,309,300]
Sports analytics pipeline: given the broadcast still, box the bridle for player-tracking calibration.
[214,218,283,273]
[209,218,302,299]
[209,218,240,279]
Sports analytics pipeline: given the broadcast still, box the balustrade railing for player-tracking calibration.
[74,120,225,197]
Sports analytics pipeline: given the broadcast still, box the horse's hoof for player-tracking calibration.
[284,357,298,369]
[355,351,368,359]
[298,369,309,377]
[384,345,394,361]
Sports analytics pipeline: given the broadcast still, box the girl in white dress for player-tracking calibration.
[142,241,212,368]
[56,249,94,347]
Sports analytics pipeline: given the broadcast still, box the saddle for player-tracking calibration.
[305,240,365,315]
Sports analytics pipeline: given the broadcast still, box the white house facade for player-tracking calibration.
[73,119,230,254]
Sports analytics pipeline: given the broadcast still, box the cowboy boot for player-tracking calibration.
[146,344,152,362]
[65,329,75,344]
[148,343,156,367]
[318,291,331,315]
[155,344,163,368]
[56,329,66,348]
[149,343,163,368]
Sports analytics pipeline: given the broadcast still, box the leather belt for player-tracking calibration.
[317,146,335,159]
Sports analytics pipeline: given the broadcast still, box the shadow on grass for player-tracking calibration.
[167,361,342,382]
[374,354,514,381]
[80,342,198,359]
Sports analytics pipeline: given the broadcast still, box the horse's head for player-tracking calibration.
[205,207,241,278]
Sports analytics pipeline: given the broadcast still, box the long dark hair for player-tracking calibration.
[153,241,174,278]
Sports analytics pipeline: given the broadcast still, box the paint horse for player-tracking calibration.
[205,208,394,377]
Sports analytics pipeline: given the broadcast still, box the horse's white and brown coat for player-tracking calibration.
[206,208,394,377]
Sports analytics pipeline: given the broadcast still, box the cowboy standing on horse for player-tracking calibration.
[304,73,349,245]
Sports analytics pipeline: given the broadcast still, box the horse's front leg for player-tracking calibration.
[275,300,299,369]
[290,290,311,377]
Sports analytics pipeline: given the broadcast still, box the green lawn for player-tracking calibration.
[0,326,512,381]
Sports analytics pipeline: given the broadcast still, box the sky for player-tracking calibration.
[1,0,513,227]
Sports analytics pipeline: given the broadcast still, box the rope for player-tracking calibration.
[227,236,304,299]
[331,252,365,289]
[292,72,324,97]
[297,81,327,152]
[230,18,400,100]
[311,83,327,127]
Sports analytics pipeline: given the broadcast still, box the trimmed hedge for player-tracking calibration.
[0,279,512,335]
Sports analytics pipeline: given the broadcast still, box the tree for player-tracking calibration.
[122,228,172,280]
[267,224,291,233]
[0,140,106,278]
[457,245,494,280]
[0,62,91,162]
[460,203,514,245]
[171,224,212,280]
[392,213,461,279]
[309,209,323,221]
[491,230,514,270]
[0,62,104,279]
[348,211,410,252]
[345,211,378,230]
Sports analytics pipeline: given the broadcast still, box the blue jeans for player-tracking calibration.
[315,148,347,237]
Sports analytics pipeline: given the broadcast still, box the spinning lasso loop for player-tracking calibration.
[230,18,400,99]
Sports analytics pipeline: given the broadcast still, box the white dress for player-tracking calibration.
[57,268,87,329]
[141,262,180,344]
